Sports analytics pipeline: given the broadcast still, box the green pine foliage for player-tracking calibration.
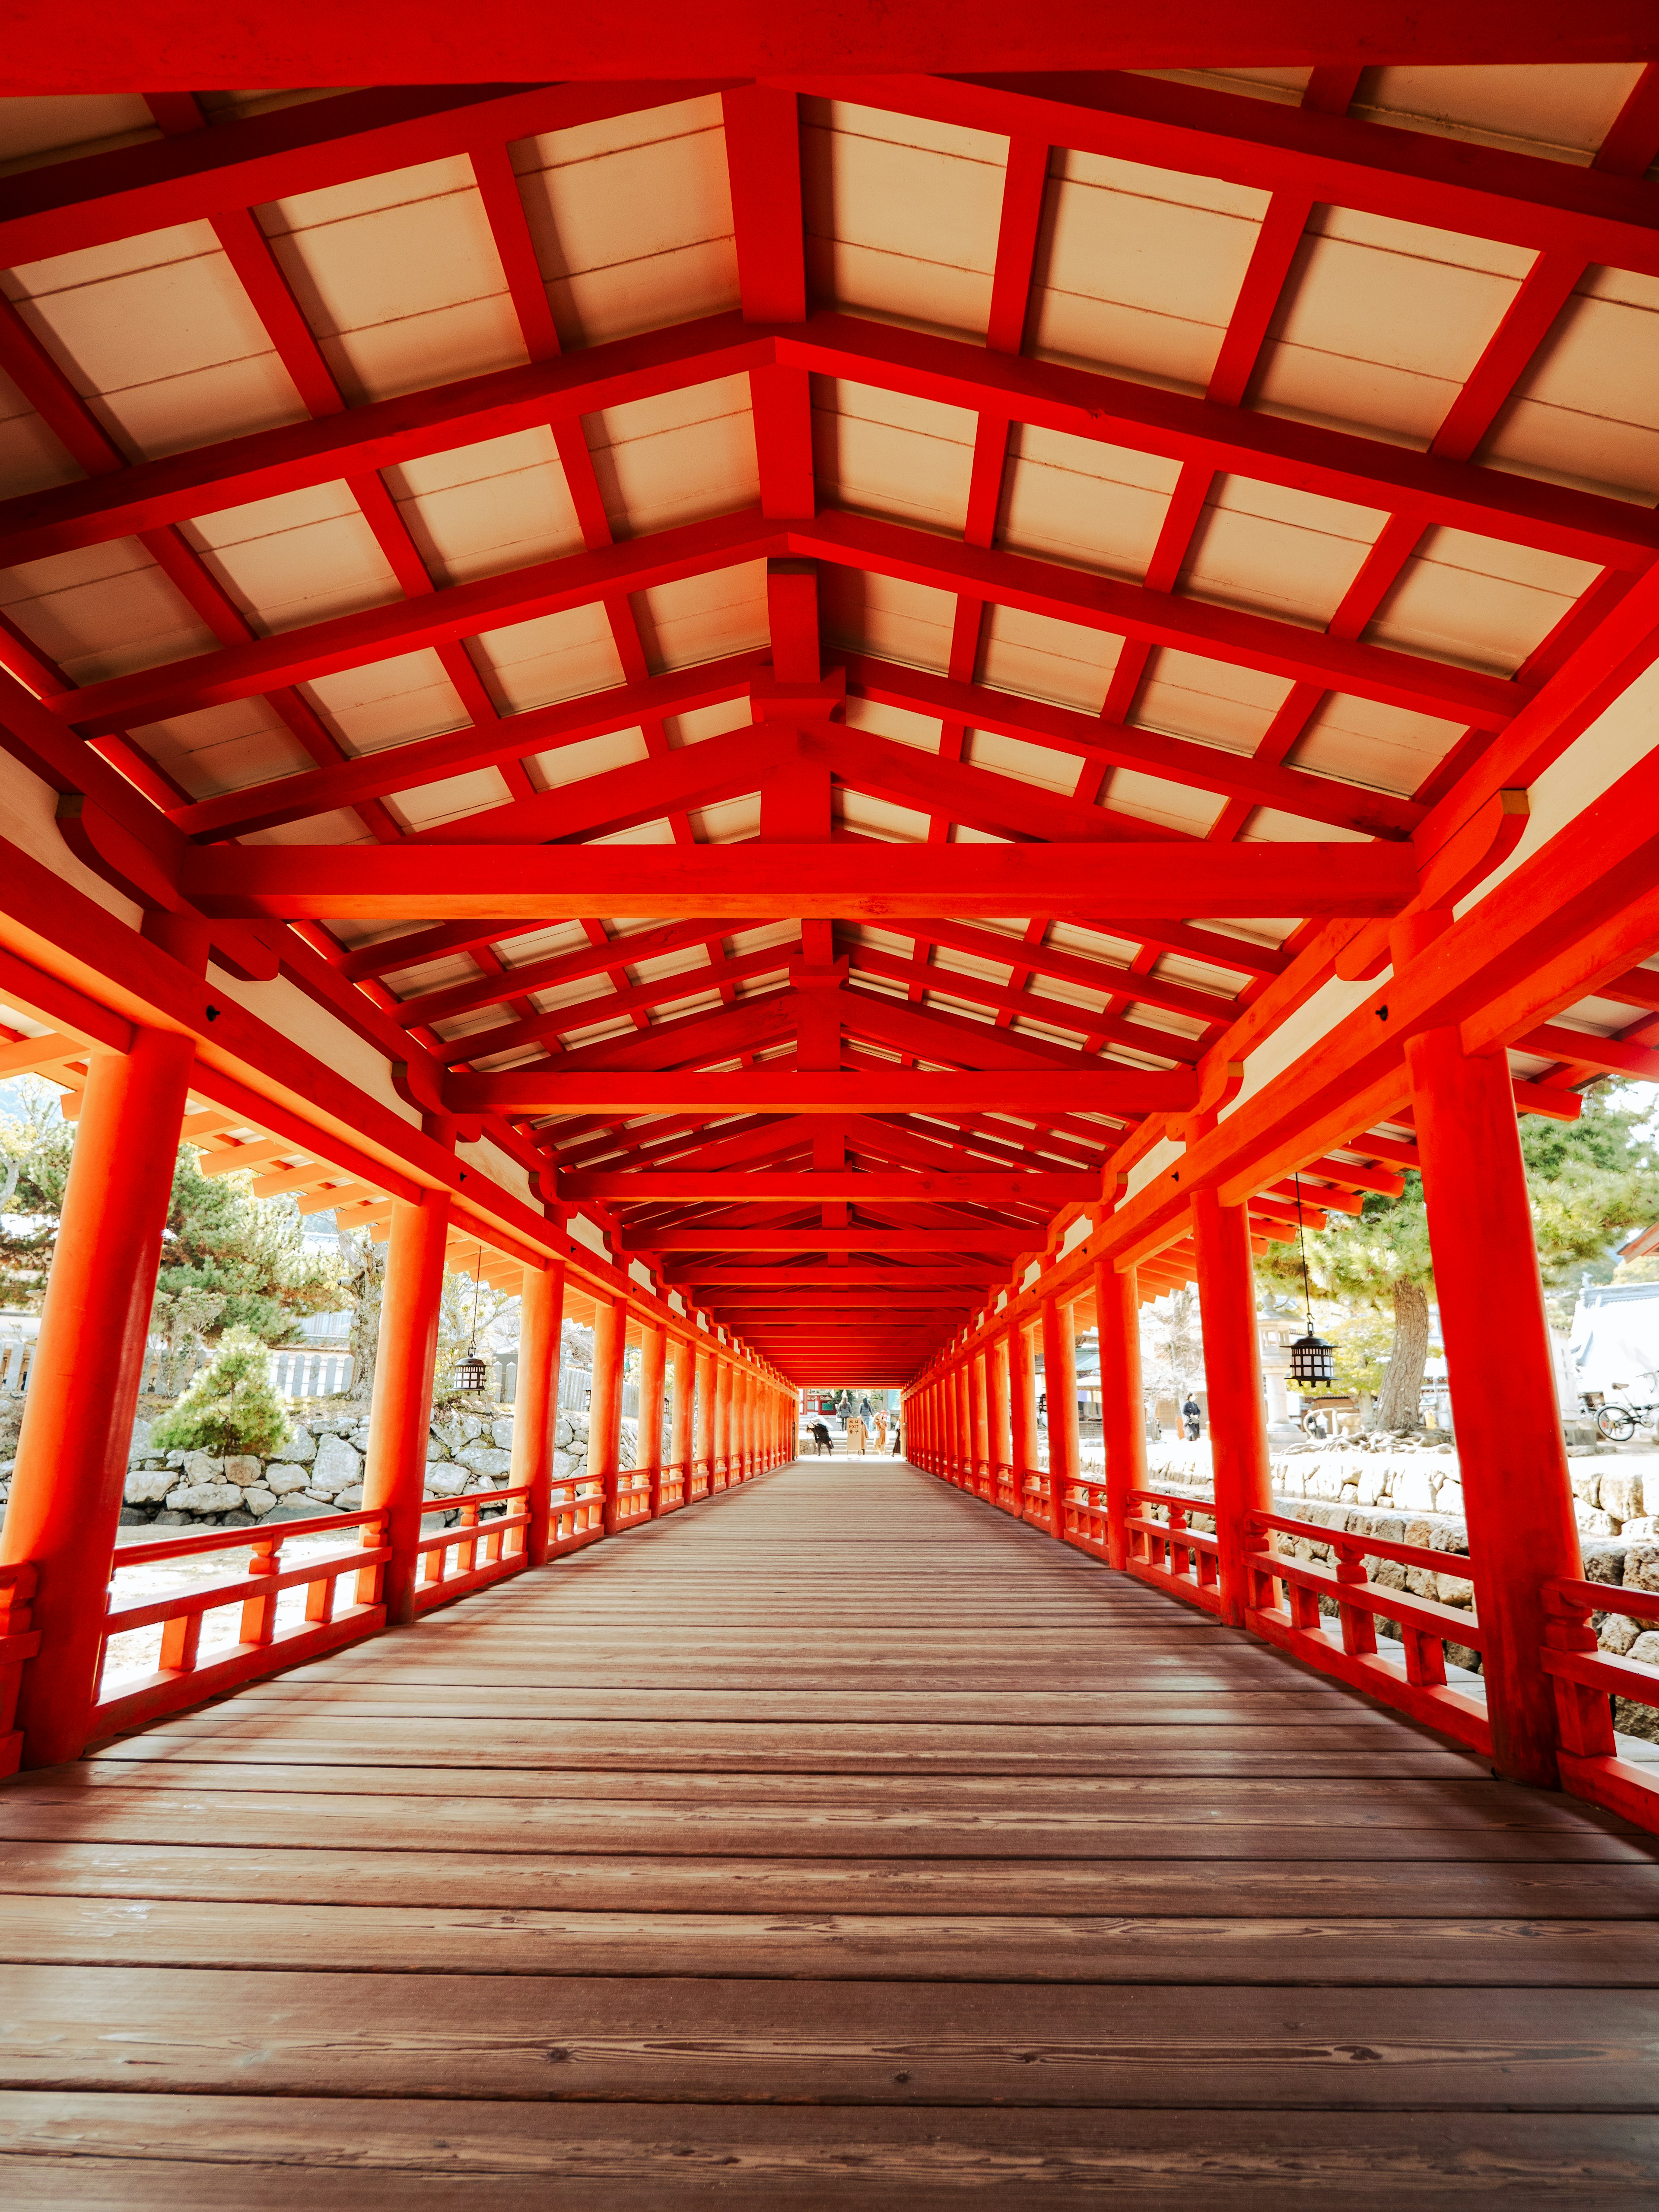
[1,1076,346,1339]
[151,1328,292,1457]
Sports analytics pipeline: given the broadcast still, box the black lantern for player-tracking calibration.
[1287,1171,1334,1392]
[1289,1329,1335,1388]
[453,1240,489,1394]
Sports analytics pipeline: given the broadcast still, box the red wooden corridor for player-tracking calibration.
[1,8,1659,2201]
[4,1457,1659,2205]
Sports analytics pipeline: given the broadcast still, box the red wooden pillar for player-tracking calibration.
[970,1347,990,1497]
[670,1335,694,1502]
[591,1299,626,1534]
[1010,1320,1038,1520]
[0,1029,196,1767]
[955,1360,973,1485]
[637,1317,666,1518]
[943,1362,961,1483]
[737,1367,753,1478]
[1041,1295,1080,1541]
[988,1331,1013,1512]
[713,1355,732,1486]
[1096,1258,1146,1572]
[1406,1025,1584,1787]
[362,1190,452,1624]
[1193,1189,1271,1627]
[513,1257,565,1567]
[693,1342,715,1493]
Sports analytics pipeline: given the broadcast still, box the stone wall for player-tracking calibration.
[1128,1437,1659,1737]
[0,1402,642,1531]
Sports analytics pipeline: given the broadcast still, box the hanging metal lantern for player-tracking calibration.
[1289,1330,1335,1388]
[1286,1171,1333,1389]
[452,1242,489,1394]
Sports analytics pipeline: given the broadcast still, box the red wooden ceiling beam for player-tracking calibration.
[0,83,744,266]
[175,655,766,842]
[671,1278,1003,1296]
[451,1068,1196,1117]
[634,1225,1037,1252]
[796,69,1659,277]
[561,1171,1099,1204]
[181,840,1420,922]
[842,657,1421,842]
[439,944,793,1068]
[54,509,778,736]
[798,512,1522,730]
[393,917,750,1029]
[6,313,1649,578]
[845,945,1200,1063]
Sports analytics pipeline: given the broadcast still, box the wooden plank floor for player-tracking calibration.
[2,1459,1658,2206]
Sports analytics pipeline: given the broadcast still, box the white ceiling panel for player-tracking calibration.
[584,376,758,537]
[513,95,737,347]
[389,426,586,585]
[811,377,976,534]
[0,537,217,681]
[975,602,1121,711]
[261,155,524,404]
[4,221,307,457]
[473,601,625,712]
[631,559,769,669]
[1253,207,1535,445]
[1031,146,1269,391]
[802,97,1007,342]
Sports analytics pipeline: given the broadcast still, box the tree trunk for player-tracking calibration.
[1375,1277,1430,1431]
[344,1232,387,1405]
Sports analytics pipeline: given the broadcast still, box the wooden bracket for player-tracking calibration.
[1338,788,1530,982]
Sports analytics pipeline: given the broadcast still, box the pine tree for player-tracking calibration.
[1257,1086,1659,1430]
[151,1328,292,1458]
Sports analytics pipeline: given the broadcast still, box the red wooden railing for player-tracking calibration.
[0,1562,41,1778]
[94,1507,394,1742]
[414,1484,531,1610]
[924,1447,1506,1775]
[1542,1578,1659,1830]
[1244,1508,1491,1756]
[1124,1486,1223,1612]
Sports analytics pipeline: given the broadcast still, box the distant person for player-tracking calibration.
[872,1412,888,1453]
[846,1410,868,1456]
[859,1396,873,1421]
[811,1421,833,1456]
[1182,1395,1202,1441]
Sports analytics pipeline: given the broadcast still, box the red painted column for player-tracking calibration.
[713,1354,732,1486]
[591,1298,626,1534]
[693,1342,715,1494]
[970,1347,990,1497]
[1193,1188,1272,1627]
[362,1189,452,1624]
[737,1367,753,1478]
[637,1317,666,1518]
[1096,1258,1146,1572]
[956,1360,973,1486]
[988,1331,1012,1512]
[1406,1025,1584,1787]
[670,1335,694,1502]
[1041,1295,1080,1542]
[944,1362,962,1484]
[1,1029,196,1767]
[513,1257,565,1567]
[1010,1320,1038,1520]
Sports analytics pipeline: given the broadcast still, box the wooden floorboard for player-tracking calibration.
[2,1459,1657,2203]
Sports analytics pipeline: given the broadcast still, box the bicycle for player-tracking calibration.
[1581,1392,1658,1442]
